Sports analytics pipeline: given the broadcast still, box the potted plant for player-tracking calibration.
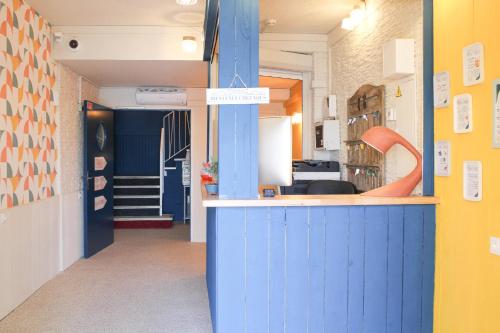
[201,160,218,195]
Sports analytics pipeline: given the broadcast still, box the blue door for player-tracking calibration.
[83,101,114,258]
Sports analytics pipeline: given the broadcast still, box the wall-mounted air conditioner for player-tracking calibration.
[135,87,187,106]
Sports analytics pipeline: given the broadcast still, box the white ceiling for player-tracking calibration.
[260,0,358,34]
[60,60,208,87]
[28,0,206,27]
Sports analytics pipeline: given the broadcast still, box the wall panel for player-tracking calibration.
[206,204,436,333]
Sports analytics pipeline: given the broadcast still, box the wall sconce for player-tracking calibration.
[291,113,302,125]
[182,36,197,53]
[341,1,367,31]
[360,126,422,197]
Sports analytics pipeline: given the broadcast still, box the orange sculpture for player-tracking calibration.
[360,126,422,197]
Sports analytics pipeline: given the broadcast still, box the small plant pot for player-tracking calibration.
[205,183,219,195]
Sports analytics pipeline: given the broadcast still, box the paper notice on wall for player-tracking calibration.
[95,196,107,211]
[434,71,450,108]
[493,80,500,147]
[454,94,473,133]
[94,156,107,171]
[463,43,484,86]
[94,176,108,191]
[435,140,451,176]
[463,161,482,201]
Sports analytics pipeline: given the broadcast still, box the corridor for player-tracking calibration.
[0,226,211,333]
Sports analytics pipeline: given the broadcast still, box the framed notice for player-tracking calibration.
[463,161,482,201]
[493,79,500,147]
[454,94,473,133]
[434,71,450,108]
[463,43,484,86]
[435,140,451,176]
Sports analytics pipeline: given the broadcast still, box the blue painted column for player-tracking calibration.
[217,0,260,199]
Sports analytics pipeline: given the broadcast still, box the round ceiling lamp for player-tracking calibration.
[176,0,198,5]
[182,36,198,53]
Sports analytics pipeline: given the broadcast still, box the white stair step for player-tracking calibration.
[114,206,160,210]
[114,185,160,189]
[114,195,160,199]
[114,215,173,222]
[114,176,160,179]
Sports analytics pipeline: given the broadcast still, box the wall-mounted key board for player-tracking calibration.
[345,84,385,192]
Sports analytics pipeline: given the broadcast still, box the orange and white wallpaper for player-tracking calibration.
[0,0,58,209]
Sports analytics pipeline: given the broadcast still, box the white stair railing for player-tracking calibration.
[163,111,191,165]
[159,127,165,216]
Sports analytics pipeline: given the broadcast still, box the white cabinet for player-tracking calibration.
[315,119,340,151]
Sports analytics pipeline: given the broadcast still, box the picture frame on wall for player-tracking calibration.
[493,79,500,148]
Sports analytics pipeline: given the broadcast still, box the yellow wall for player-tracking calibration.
[434,1,500,332]
[285,81,303,160]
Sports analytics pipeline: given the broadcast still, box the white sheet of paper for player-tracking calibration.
[434,71,450,108]
[454,94,473,133]
[435,141,451,176]
[463,161,482,201]
[463,43,485,86]
[493,79,500,147]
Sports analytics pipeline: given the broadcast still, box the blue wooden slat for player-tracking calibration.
[422,206,436,333]
[364,207,389,333]
[216,208,246,333]
[347,207,365,333]
[308,207,326,333]
[386,206,405,333]
[246,207,269,333]
[206,208,217,331]
[269,207,286,333]
[325,207,349,333]
[402,206,424,333]
[217,0,259,199]
[285,207,309,333]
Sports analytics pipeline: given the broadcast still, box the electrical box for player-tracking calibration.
[315,119,340,151]
[383,39,415,79]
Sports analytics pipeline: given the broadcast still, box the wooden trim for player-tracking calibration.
[202,186,439,207]
[203,0,219,62]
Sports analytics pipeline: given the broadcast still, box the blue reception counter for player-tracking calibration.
[204,195,438,333]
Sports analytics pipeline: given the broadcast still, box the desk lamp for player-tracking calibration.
[360,126,422,197]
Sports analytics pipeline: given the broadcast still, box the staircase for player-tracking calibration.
[113,176,172,224]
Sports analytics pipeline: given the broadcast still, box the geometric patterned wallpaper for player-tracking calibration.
[0,0,58,209]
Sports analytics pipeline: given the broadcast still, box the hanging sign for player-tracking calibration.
[206,87,270,106]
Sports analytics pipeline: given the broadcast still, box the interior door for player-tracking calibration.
[83,101,114,258]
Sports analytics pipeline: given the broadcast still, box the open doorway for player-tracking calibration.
[113,109,191,228]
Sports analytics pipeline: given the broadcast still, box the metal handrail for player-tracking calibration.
[163,111,191,165]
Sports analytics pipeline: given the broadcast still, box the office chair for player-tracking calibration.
[305,180,357,195]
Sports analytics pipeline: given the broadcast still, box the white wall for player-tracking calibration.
[99,87,207,242]
[0,197,60,319]
[328,0,423,191]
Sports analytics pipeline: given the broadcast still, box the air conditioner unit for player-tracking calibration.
[135,87,187,106]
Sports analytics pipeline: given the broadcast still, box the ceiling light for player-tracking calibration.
[176,0,198,5]
[182,36,197,53]
[350,6,365,25]
[341,18,355,31]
